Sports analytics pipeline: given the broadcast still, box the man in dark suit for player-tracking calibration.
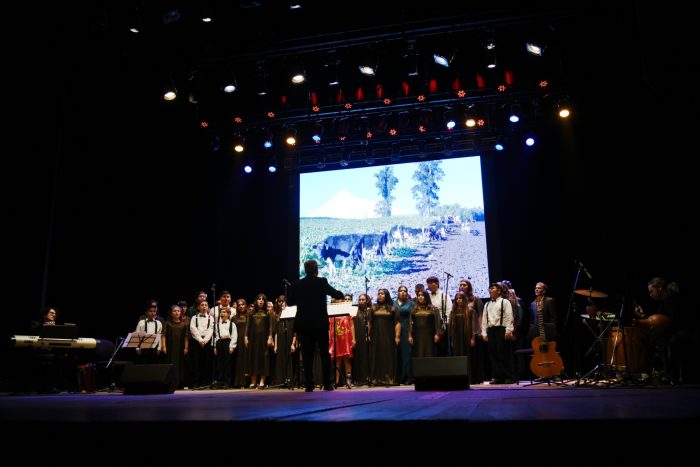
[527,282,558,343]
[288,259,344,392]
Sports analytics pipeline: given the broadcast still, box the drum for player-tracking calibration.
[607,327,649,373]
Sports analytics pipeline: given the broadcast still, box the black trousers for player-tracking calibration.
[487,326,510,381]
[299,327,330,389]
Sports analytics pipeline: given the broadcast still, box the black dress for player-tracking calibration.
[369,305,398,385]
[163,320,188,388]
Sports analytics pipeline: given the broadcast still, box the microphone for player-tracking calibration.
[283,279,291,286]
[364,276,370,283]
[210,283,216,292]
[444,271,454,278]
[575,259,592,280]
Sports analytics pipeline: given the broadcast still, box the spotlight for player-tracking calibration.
[263,128,274,148]
[433,53,450,67]
[358,65,376,76]
[444,108,456,130]
[526,42,543,56]
[557,98,572,118]
[509,104,521,123]
[163,74,177,101]
[525,134,536,147]
[233,135,245,153]
[494,136,505,151]
[311,122,324,143]
[268,158,278,173]
[285,128,297,146]
[243,161,254,174]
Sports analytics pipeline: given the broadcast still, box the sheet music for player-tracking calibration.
[122,331,161,349]
[280,306,297,319]
[279,303,357,318]
[328,302,357,317]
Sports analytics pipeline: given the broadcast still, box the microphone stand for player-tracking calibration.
[210,283,217,389]
[364,277,369,296]
[566,263,583,378]
[105,336,124,391]
[443,273,451,356]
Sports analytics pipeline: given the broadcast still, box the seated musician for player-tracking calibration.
[30,307,58,334]
[634,278,696,384]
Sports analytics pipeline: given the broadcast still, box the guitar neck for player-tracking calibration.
[537,299,546,340]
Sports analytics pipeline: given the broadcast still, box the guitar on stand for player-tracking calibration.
[530,297,564,381]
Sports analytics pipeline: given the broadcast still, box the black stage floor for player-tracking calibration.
[2,382,698,452]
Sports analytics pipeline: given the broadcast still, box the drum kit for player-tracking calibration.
[574,289,651,385]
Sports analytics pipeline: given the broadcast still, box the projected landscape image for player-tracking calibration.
[300,157,489,300]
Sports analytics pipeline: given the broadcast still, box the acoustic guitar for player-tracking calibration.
[530,301,564,378]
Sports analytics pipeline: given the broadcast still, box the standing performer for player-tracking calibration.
[288,259,344,392]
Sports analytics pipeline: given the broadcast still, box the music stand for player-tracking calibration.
[123,332,161,352]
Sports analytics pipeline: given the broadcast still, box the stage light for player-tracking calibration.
[433,53,450,67]
[444,108,456,130]
[420,108,434,130]
[268,158,278,173]
[232,133,245,153]
[256,61,267,96]
[285,128,297,146]
[223,75,238,93]
[557,98,572,118]
[509,104,521,123]
[525,135,536,147]
[243,161,254,174]
[311,121,324,143]
[163,74,177,101]
[358,65,375,76]
[263,128,273,148]
[484,34,497,69]
[526,42,543,56]
[495,136,505,151]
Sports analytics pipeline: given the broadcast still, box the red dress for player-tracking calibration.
[329,315,354,358]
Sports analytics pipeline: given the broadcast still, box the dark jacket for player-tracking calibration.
[287,275,344,332]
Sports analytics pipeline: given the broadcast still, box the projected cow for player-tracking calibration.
[315,232,388,272]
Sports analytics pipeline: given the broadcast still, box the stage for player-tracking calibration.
[2,383,698,450]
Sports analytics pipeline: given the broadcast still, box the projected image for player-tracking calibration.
[300,157,489,299]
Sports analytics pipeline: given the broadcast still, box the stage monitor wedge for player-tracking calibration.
[413,356,470,391]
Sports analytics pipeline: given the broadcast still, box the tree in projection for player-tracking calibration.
[411,161,445,216]
[374,166,399,217]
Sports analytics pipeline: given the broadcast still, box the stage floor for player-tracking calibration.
[3,381,698,420]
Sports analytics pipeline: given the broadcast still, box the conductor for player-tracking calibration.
[288,259,345,392]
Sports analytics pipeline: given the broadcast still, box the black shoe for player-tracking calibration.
[323,385,335,391]
[305,387,314,392]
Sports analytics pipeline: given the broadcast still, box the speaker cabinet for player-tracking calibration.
[120,364,176,395]
[413,356,470,391]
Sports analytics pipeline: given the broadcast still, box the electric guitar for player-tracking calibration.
[530,300,564,378]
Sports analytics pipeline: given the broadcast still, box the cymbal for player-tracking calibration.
[581,313,617,322]
[575,289,608,298]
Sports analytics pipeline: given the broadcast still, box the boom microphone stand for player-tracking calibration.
[565,262,583,378]
[444,272,453,356]
[209,283,217,389]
